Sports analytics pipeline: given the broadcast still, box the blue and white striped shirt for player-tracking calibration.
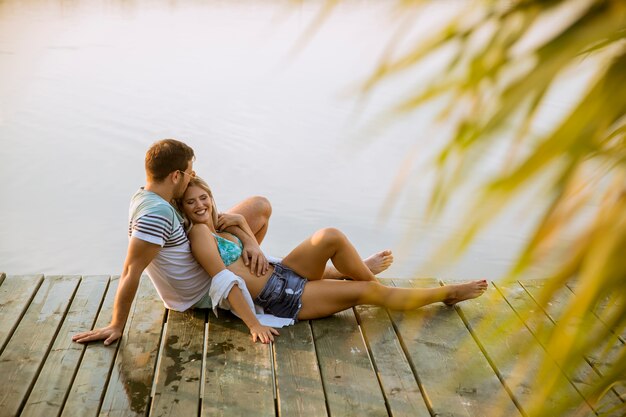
[128,188,211,311]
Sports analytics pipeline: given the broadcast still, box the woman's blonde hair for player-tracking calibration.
[177,176,219,232]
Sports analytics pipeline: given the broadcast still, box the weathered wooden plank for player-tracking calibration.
[519,280,626,408]
[0,274,44,354]
[497,280,623,415]
[150,309,205,417]
[98,276,165,417]
[274,320,327,417]
[202,310,274,417]
[61,276,120,417]
[355,302,429,417]
[566,281,626,343]
[21,275,110,417]
[0,275,81,417]
[311,308,387,417]
[390,279,520,417]
[457,280,595,417]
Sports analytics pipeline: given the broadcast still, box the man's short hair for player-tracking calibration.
[145,139,195,182]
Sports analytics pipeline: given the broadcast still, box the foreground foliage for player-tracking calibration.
[355,0,625,415]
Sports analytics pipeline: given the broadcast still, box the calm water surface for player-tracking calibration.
[0,1,573,279]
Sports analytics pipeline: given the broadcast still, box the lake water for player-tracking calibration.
[0,1,576,279]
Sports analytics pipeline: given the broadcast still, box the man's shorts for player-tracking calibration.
[191,289,212,309]
[254,263,306,320]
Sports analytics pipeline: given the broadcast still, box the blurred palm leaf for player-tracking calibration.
[350,0,626,415]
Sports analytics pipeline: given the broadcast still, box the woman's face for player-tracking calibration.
[182,184,213,225]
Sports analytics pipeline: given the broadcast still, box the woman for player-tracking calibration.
[179,177,488,344]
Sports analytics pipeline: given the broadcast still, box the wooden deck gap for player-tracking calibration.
[308,320,332,417]
[492,282,603,414]
[385,308,436,417]
[270,342,279,417]
[517,281,559,325]
[352,306,395,417]
[150,310,169,401]
[147,307,170,417]
[17,276,83,417]
[503,282,624,413]
[92,276,113,329]
[199,317,208,417]
[56,276,113,417]
[451,302,528,417]
[518,281,614,380]
[566,283,626,346]
[0,274,45,356]
[96,344,123,416]
[439,280,526,416]
[17,277,75,414]
[92,325,125,417]
[386,279,438,417]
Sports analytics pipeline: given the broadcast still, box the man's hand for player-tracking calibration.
[250,324,279,344]
[216,212,244,231]
[72,325,123,346]
[242,243,269,276]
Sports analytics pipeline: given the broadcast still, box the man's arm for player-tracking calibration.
[72,238,160,345]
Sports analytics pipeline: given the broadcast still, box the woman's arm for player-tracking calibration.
[226,285,279,344]
[217,214,269,276]
[188,224,277,343]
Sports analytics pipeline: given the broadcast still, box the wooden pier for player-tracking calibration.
[0,273,623,416]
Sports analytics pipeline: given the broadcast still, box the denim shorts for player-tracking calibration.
[254,263,306,320]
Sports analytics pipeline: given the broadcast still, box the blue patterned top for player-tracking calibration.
[212,232,243,266]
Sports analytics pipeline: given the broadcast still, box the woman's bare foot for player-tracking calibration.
[323,250,394,279]
[443,280,488,306]
[364,250,394,275]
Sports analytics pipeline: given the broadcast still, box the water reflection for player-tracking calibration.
[0,0,554,279]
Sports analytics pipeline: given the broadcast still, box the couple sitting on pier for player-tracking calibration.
[73,139,487,346]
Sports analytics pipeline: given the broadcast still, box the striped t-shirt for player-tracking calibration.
[128,188,211,311]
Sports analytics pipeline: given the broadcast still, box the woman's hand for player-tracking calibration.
[216,212,244,230]
[242,243,269,276]
[250,324,279,344]
[72,325,123,346]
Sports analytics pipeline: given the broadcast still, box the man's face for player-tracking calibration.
[173,160,195,199]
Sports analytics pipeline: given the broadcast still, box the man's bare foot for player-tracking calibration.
[443,280,488,306]
[364,250,394,275]
[323,250,394,279]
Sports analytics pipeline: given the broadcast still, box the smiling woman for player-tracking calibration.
[179,176,220,229]
[175,174,487,343]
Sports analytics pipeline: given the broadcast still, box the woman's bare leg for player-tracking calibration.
[225,199,390,279]
[226,196,272,244]
[297,280,488,320]
[281,228,376,281]
[323,250,394,279]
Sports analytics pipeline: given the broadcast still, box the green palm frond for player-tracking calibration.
[356,0,626,415]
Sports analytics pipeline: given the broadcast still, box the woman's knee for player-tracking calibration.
[348,281,388,305]
[312,227,347,248]
[249,196,272,218]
